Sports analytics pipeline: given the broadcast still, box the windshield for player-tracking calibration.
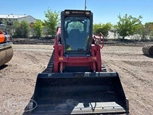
[64,17,90,51]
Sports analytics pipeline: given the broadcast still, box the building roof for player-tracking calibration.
[0,14,29,19]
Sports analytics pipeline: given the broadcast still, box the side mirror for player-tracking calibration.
[93,32,104,49]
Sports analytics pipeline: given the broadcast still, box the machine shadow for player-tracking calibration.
[143,54,153,58]
[0,64,8,70]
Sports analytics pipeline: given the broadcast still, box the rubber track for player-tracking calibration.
[43,51,54,73]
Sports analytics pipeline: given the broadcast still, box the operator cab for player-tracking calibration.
[61,10,93,56]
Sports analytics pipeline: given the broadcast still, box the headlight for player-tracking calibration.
[65,11,70,14]
[85,12,90,15]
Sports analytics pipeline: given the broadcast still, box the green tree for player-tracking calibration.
[116,14,142,39]
[33,20,44,38]
[12,21,20,29]
[13,21,21,37]
[145,22,153,35]
[14,20,30,38]
[134,22,153,41]
[44,9,59,37]
[149,31,153,40]
[136,24,148,40]
[93,23,112,36]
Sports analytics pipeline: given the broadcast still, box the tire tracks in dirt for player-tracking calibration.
[103,59,153,115]
[25,53,39,64]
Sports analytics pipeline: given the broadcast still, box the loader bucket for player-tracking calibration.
[24,72,129,115]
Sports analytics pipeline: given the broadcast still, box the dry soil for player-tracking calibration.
[0,44,153,115]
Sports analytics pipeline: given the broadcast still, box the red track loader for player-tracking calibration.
[0,24,13,66]
[24,10,129,115]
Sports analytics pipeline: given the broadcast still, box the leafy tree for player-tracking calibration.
[13,21,21,37]
[44,9,59,36]
[33,20,44,38]
[145,22,153,35]
[93,23,112,36]
[116,14,142,39]
[136,24,147,40]
[14,20,30,38]
[12,21,20,29]
[149,31,153,40]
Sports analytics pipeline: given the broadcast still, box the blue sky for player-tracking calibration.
[0,0,152,24]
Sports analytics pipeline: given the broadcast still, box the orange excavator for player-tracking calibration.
[0,24,13,66]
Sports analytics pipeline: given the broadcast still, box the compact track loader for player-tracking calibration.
[24,10,129,115]
[0,24,13,66]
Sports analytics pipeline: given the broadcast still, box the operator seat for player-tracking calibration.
[67,29,82,50]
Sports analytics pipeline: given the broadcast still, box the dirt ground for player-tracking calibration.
[0,44,153,115]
